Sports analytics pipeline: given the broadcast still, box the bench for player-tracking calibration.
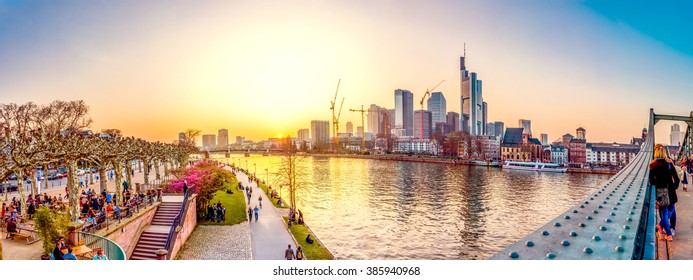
[7,232,32,243]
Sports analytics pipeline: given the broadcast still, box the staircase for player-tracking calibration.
[151,202,182,226]
[130,201,183,260]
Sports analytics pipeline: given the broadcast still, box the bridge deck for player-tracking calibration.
[492,110,658,260]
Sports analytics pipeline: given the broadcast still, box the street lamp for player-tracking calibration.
[245,160,248,171]
[253,163,256,178]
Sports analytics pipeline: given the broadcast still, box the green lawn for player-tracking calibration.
[257,181,289,209]
[283,217,334,260]
[200,177,248,225]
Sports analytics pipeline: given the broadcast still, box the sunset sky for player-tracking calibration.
[1,0,692,145]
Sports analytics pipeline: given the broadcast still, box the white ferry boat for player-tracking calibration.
[502,161,567,173]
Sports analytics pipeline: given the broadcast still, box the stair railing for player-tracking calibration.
[163,187,191,259]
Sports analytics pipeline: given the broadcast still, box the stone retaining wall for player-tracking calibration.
[102,204,158,257]
[170,194,197,259]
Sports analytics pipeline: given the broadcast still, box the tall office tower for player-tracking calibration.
[297,129,310,143]
[178,132,185,144]
[346,122,354,135]
[576,127,586,140]
[414,110,433,139]
[311,120,330,150]
[427,92,447,124]
[460,54,484,135]
[217,129,229,148]
[446,112,460,133]
[202,134,216,148]
[367,104,384,135]
[494,121,505,140]
[394,89,414,136]
[235,136,245,145]
[519,119,532,137]
[487,122,496,137]
[482,102,488,135]
[356,126,364,137]
[387,109,396,136]
[671,124,684,146]
[541,133,548,145]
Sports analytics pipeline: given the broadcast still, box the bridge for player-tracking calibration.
[493,109,693,260]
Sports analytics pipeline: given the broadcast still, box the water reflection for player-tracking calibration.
[215,155,609,260]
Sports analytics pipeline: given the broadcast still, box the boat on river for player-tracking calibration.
[502,161,567,173]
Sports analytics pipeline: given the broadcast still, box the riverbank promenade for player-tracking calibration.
[230,167,298,260]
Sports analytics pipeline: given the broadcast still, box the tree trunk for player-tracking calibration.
[143,159,150,185]
[67,161,80,221]
[99,167,107,194]
[138,160,142,173]
[17,169,27,217]
[43,172,49,195]
[125,162,133,193]
[113,159,123,206]
[89,165,94,185]
[154,159,161,180]
[31,170,39,197]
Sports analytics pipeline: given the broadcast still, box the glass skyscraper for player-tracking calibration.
[394,89,414,136]
[427,92,447,124]
[460,55,486,135]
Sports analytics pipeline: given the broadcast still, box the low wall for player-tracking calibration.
[170,194,197,259]
[102,203,159,257]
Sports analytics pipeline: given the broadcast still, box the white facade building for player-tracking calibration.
[393,139,441,155]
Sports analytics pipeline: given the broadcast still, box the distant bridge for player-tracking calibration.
[493,109,693,260]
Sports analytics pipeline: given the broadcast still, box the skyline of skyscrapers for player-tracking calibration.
[460,55,486,135]
[447,112,460,134]
[217,129,229,148]
[427,92,447,124]
[671,124,684,146]
[297,128,310,144]
[202,134,216,148]
[311,120,330,150]
[394,89,414,137]
[414,110,433,139]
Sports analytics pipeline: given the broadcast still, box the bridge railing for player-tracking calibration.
[492,110,656,260]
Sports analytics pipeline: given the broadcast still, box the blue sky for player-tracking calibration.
[0,1,691,144]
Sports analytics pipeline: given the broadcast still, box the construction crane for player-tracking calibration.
[335,97,345,151]
[330,79,342,151]
[419,80,445,139]
[349,105,367,151]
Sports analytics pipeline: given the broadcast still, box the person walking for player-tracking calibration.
[247,207,253,223]
[296,246,304,260]
[284,244,295,260]
[258,195,263,208]
[680,166,689,192]
[649,144,680,241]
[253,205,259,222]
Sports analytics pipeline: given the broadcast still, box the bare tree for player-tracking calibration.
[273,138,307,210]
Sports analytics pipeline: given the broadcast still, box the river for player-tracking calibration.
[216,154,610,260]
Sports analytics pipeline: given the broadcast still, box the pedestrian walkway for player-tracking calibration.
[670,170,693,259]
[230,168,297,260]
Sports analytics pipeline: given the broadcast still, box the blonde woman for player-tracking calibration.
[649,144,680,240]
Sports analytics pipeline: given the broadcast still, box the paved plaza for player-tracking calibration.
[176,224,252,260]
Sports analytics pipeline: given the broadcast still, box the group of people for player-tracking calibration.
[26,193,65,217]
[247,205,260,222]
[52,237,108,260]
[650,144,688,241]
[205,202,226,223]
[284,244,305,260]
